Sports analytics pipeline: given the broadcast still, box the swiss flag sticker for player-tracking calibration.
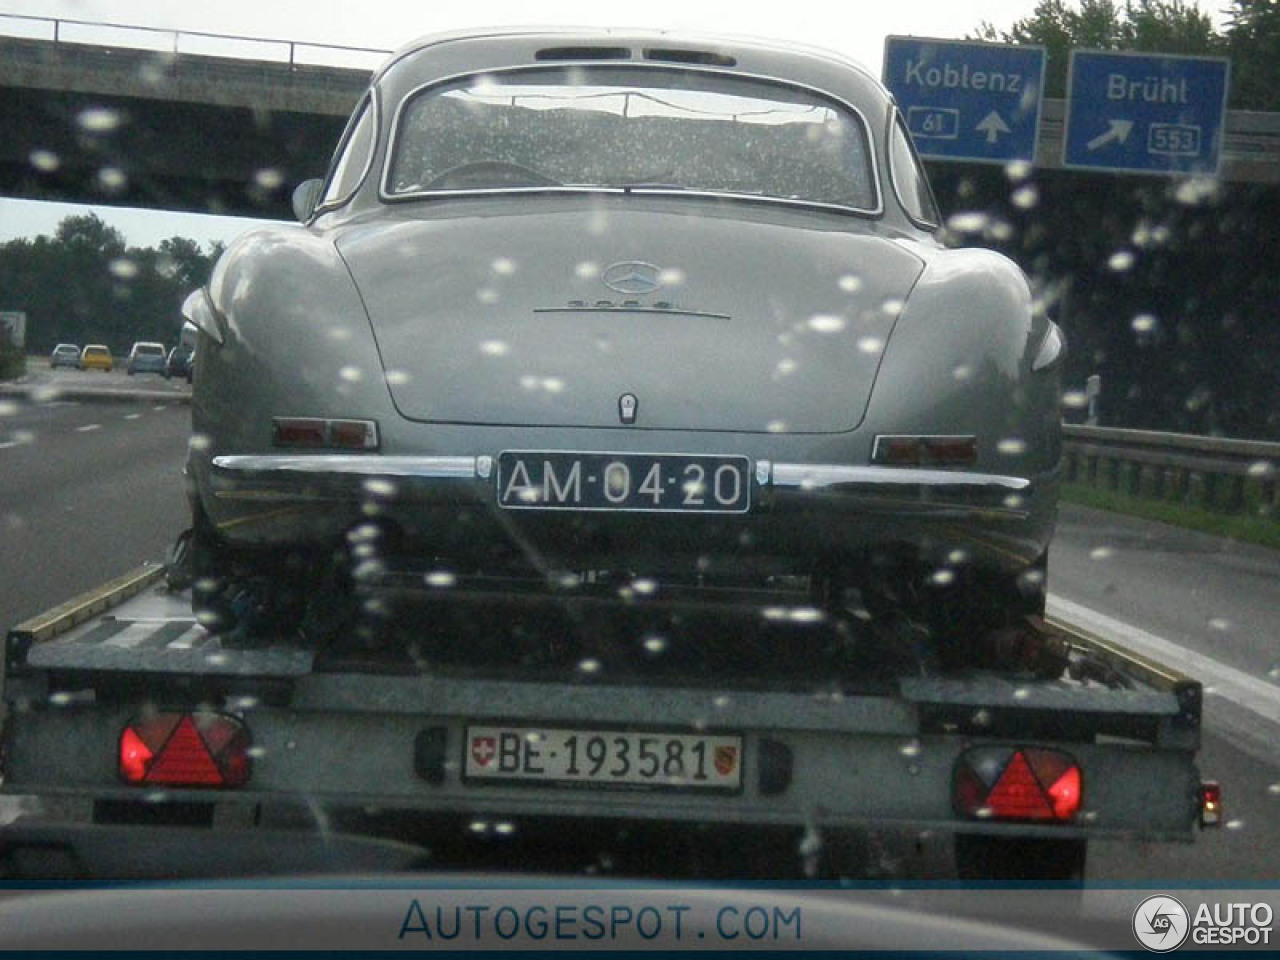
[471,736,496,768]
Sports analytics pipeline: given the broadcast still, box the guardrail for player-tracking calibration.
[1063,424,1280,513]
[0,12,390,70]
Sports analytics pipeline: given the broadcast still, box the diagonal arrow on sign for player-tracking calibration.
[1086,118,1135,151]
[974,110,1011,144]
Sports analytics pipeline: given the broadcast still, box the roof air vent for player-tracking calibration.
[535,46,632,61]
[643,48,737,67]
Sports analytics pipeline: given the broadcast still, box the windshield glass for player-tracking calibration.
[388,66,878,210]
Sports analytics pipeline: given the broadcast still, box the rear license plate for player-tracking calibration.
[464,725,743,791]
[496,451,750,513]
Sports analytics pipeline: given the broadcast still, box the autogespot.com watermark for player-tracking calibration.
[1133,894,1274,951]
[397,899,803,946]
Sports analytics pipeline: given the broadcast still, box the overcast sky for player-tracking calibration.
[0,0,1225,249]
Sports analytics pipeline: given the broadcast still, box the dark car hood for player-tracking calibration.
[335,201,926,433]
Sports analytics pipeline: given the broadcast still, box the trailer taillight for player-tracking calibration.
[1200,780,1222,827]
[118,713,251,788]
[954,747,1082,823]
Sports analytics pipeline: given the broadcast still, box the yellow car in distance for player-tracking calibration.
[79,344,113,372]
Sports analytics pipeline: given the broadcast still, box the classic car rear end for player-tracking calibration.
[183,31,1063,648]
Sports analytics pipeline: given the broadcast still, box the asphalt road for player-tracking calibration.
[0,395,191,629]
[1,391,1278,882]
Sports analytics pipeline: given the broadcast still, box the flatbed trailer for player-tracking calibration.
[0,563,1216,880]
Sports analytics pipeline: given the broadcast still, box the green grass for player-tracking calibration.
[1062,482,1280,550]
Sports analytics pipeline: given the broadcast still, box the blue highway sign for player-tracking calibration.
[883,37,1045,164]
[1063,50,1230,175]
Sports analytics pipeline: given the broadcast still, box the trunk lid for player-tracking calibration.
[336,202,925,433]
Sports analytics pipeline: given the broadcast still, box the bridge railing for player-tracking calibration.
[0,12,390,70]
[1063,424,1280,514]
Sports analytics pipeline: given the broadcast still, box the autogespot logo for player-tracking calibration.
[1133,895,1191,952]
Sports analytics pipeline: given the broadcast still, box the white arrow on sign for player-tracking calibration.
[1086,118,1135,151]
[974,110,1011,144]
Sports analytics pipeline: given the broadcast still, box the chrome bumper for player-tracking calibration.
[210,454,1034,517]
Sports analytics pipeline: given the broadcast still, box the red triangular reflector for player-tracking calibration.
[986,751,1053,820]
[146,715,224,785]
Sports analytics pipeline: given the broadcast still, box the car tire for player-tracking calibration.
[953,834,1086,882]
[190,502,239,636]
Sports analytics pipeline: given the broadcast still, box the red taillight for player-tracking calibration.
[954,747,1082,823]
[272,417,378,450]
[118,713,251,788]
[273,418,327,447]
[872,435,978,467]
[1200,781,1222,827]
[119,728,153,783]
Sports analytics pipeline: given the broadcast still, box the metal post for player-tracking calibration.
[1227,475,1245,513]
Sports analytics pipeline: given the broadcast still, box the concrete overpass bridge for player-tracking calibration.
[1,15,1277,223]
[0,16,382,220]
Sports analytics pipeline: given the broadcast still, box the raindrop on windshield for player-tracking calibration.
[838,274,863,293]
[997,437,1027,455]
[577,658,602,675]
[77,107,122,133]
[857,336,885,355]
[1011,184,1039,209]
[253,168,285,191]
[1003,159,1032,181]
[807,314,845,333]
[29,149,60,173]
[574,261,599,280]
[385,369,411,386]
[491,257,516,275]
[946,211,989,233]
[1107,250,1136,272]
[1131,313,1159,334]
[108,257,139,280]
[1175,177,1220,206]
[97,167,127,193]
[479,340,509,357]
[339,365,364,383]
[425,571,457,588]
[658,267,685,286]
[1089,546,1115,560]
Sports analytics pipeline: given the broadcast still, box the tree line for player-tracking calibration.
[0,213,222,360]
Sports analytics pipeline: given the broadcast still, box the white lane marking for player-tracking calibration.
[1049,594,1280,725]
[75,423,102,432]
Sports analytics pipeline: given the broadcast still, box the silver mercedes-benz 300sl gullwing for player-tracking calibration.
[182,29,1063,654]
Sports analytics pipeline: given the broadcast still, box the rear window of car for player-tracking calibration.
[134,344,165,356]
[388,65,878,212]
[84,346,108,356]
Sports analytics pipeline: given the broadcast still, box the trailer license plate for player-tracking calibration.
[464,726,743,791]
